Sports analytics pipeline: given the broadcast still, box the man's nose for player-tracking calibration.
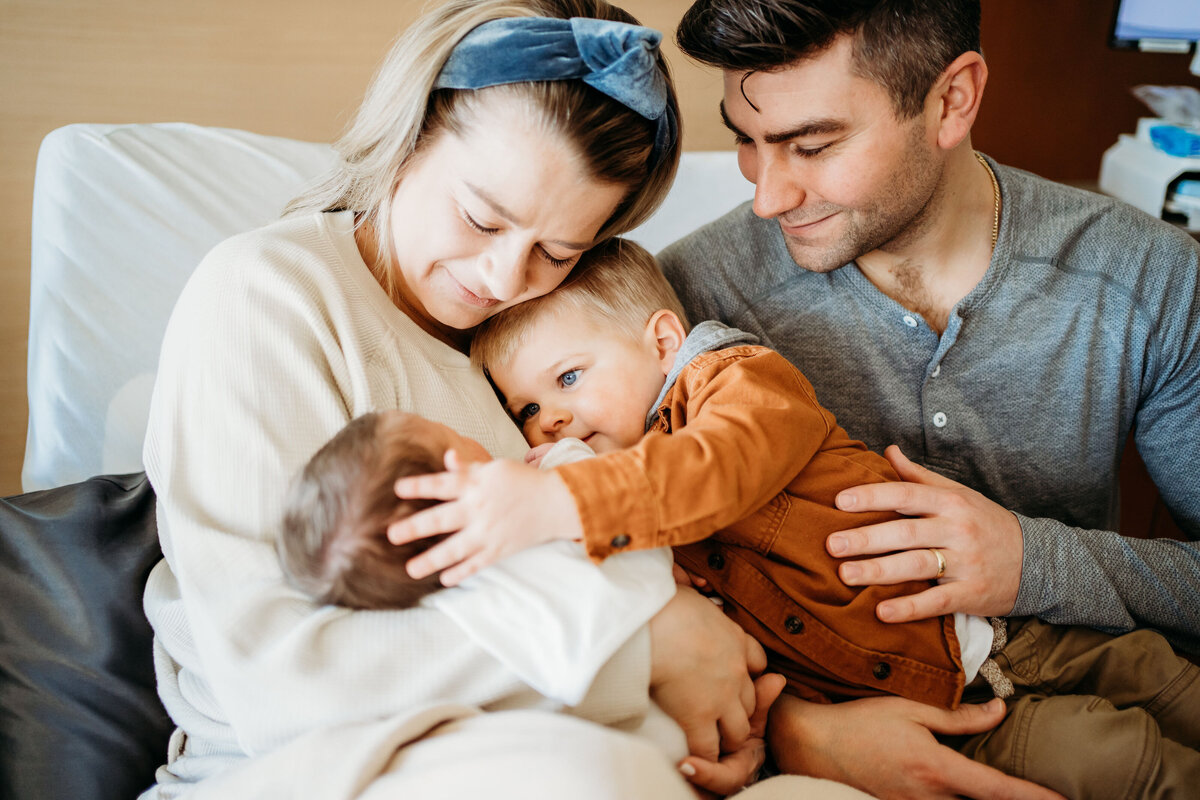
[750,149,806,220]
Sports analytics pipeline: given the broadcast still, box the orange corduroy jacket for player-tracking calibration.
[555,344,965,707]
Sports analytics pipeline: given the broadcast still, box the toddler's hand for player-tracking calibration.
[389,455,583,586]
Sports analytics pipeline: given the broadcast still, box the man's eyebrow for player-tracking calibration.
[719,102,847,145]
[464,182,592,250]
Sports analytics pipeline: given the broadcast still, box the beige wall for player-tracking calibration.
[4,1,1195,497]
[0,0,728,496]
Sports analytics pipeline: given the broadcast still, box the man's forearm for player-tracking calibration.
[1014,515,1200,653]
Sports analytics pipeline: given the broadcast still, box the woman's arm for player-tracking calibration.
[143,228,695,752]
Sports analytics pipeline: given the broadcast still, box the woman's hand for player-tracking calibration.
[679,672,785,798]
[389,455,583,585]
[827,445,1023,622]
[649,586,767,763]
[769,694,1066,800]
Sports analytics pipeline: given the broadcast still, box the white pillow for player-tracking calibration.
[23,123,753,491]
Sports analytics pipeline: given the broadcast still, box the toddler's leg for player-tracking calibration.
[997,618,1200,747]
[960,692,1200,798]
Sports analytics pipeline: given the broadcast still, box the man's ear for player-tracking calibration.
[927,50,987,151]
[644,309,687,375]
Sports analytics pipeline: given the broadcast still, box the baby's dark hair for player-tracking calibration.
[277,412,448,610]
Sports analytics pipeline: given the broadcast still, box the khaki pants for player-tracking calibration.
[953,617,1200,799]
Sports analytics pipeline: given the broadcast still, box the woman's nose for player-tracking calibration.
[479,241,528,302]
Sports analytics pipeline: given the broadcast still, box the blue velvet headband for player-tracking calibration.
[434,17,676,169]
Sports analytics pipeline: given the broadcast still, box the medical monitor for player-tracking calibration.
[1110,0,1200,52]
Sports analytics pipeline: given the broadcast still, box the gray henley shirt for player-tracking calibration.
[658,155,1200,653]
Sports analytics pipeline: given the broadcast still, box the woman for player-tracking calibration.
[139,1,847,798]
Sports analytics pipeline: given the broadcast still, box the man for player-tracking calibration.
[661,1,1200,798]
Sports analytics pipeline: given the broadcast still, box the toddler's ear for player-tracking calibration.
[646,309,686,374]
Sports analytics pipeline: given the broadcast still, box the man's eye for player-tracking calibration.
[517,403,540,421]
[559,369,580,387]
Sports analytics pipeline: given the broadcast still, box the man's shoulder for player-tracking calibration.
[999,163,1200,264]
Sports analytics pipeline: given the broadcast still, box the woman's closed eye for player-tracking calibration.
[538,246,576,269]
[461,209,500,235]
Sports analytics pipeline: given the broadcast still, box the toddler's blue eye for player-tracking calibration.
[518,403,540,421]
[559,369,580,387]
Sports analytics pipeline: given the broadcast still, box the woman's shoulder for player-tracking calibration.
[199,211,353,284]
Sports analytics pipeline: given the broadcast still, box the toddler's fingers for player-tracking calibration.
[394,471,464,501]
[387,501,463,545]
[405,532,478,581]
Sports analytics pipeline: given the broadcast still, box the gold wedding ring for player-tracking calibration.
[930,548,946,579]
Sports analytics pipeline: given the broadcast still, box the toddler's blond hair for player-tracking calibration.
[471,238,691,373]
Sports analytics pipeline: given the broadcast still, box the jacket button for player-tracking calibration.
[873,662,891,680]
[707,552,725,570]
[784,615,804,634]
[610,534,630,549]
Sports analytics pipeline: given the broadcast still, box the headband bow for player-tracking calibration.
[434,17,676,169]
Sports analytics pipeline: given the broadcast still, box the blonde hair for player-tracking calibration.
[285,0,682,303]
[471,237,690,372]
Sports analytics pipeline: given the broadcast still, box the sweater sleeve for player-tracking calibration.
[1013,517,1200,654]
[1012,228,1200,654]
[142,229,660,756]
[555,348,835,560]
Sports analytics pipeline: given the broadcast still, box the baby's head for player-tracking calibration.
[472,238,690,453]
[277,410,488,609]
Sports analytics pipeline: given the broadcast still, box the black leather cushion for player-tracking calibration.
[0,472,172,800]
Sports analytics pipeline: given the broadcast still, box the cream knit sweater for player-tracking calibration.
[142,211,672,783]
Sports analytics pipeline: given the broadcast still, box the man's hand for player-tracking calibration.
[389,454,583,586]
[827,445,1023,622]
[649,587,767,762]
[769,694,1066,800]
[679,672,785,798]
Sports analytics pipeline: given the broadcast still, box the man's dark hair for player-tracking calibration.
[677,0,981,118]
[277,412,449,610]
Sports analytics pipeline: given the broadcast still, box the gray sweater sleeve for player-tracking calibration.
[1014,516,1200,653]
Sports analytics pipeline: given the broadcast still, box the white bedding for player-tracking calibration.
[23,122,754,491]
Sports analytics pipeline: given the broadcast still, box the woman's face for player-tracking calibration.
[385,96,630,337]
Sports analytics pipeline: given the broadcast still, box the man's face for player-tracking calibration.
[722,35,945,272]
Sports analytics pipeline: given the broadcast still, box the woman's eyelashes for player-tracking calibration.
[539,247,575,269]
[461,209,499,235]
[462,208,576,269]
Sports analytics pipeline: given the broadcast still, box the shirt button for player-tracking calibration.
[610,534,631,549]
[707,552,725,570]
[930,364,941,377]
[932,411,948,428]
[873,662,891,680]
[902,315,918,328]
[785,615,805,634]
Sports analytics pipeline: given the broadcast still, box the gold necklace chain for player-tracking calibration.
[969,151,998,248]
[975,151,1000,249]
